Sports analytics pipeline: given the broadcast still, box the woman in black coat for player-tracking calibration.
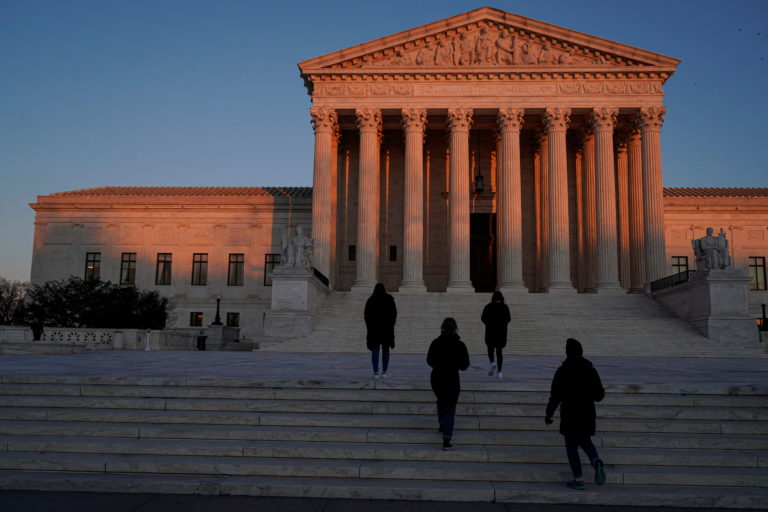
[426,317,470,450]
[481,291,511,379]
[545,338,606,490]
[364,283,397,379]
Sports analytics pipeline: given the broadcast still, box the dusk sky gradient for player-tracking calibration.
[1,0,766,281]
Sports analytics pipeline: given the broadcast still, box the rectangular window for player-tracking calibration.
[671,256,688,274]
[389,245,397,262]
[191,253,208,286]
[228,253,244,286]
[264,253,280,286]
[155,253,172,285]
[120,252,137,285]
[226,312,240,327]
[190,312,203,327]
[84,252,101,281]
[748,257,767,291]
[348,245,356,262]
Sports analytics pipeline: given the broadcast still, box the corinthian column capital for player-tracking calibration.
[310,107,338,134]
[637,107,666,131]
[497,107,525,132]
[543,107,571,132]
[447,108,473,132]
[401,108,428,132]
[355,108,382,133]
[591,107,618,131]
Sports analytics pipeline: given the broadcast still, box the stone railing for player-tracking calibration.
[42,328,114,347]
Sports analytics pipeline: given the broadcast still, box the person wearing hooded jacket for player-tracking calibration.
[545,338,607,490]
[481,291,511,379]
[427,317,470,450]
[364,283,397,379]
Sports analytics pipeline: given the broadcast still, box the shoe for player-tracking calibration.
[566,479,585,490]
[381,372,390,379]
[593,459,606,486]
[488,363,497,376]
[442,439,454,450]
[496,372,504,379]
[373,373,380,380]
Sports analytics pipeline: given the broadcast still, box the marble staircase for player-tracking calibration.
[258,291,765,357]
[0,375,766,507]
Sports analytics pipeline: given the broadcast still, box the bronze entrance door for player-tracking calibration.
[470,213,497,292]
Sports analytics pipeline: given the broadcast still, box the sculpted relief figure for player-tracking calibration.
[435,39,453,66]
[495,31,516,64]
[453,32,475,66]
[692,227,731,271]
[475,27,497,64]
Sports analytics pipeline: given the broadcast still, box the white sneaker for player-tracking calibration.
[382,372,390,379]
[496,372,504,379]
[488,363,497,376]
[373,373,380,380]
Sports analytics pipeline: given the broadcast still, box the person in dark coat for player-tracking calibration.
[481,291,511,379]
[545,338,606,490]
[364,283,397,379]
[426,317,470,450]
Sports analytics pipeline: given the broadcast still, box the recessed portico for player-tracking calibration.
[300,7,679,293]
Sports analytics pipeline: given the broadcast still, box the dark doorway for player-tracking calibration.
[470,213,497,292]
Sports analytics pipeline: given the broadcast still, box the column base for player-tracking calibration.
[398,281,427,294]
[351,281,378,294]
[446,281,475,293]
[498,283,528,295]
[547,282,577,294]
[596,281,625,294]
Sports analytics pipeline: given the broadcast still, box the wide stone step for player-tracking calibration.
[0,452,766,488]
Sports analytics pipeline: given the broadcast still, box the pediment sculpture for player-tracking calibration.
[692,227,731,271]
[330,22,640,70]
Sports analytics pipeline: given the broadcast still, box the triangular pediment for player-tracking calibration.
[299,7,679,72]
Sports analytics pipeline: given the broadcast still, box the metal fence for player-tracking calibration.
[650,270,697,292]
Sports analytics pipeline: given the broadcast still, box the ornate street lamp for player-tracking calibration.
[474,173,485,194]
[212,295,223,326]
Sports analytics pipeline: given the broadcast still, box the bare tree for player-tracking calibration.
[0,278,29,325]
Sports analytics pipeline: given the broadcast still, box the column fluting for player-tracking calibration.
[536,130,549,292]
[627,127,645,292]
[352,108,382,291]
[497,107,526,292]
[310,107,338,282]
[615,130,631,290]
[580,128,596,293]
[446,108,473,292]
[544,107,574,292]
[400,108,427,292]
[592,107,622,292]
[638,107,667,289]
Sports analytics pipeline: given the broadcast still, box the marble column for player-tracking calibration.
[536,130,549,292]
[544,107,574,292]
[580,128,597,293]
[496,107,526,293]
[615,130,631,290]
[310,107,338,282]
[352,108,382,291]
[627,127,645,293]
[592,107,622,292]
[638,107,667,289]
[400,108,427,292]
[446,108,473,292]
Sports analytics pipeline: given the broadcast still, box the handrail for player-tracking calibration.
[650,270,697,292]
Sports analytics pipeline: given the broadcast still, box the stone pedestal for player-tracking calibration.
[653,269,758,344]
[264,267,330,338]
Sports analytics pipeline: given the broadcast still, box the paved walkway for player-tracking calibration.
[0,491,760,512]
[0,351,765,394]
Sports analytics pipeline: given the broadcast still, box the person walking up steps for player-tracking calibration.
[427,317,470,450]
[364,283,397,379]
[481,291,511,379]
[545,338,607,490]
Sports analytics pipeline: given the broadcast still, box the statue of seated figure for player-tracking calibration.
[692,227,731,271]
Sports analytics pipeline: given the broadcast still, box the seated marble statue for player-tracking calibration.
[280,226,314,269]
[692,227,731,271]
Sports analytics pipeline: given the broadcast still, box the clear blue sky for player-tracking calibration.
[1,0,766,281]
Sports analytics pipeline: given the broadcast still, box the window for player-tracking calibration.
[120,253,137,285]
[190,312,203,327]
[348,245,356,262]
[748,257,766,291]
[389,245,397,262]
[84,252,101,281]
[671,256,688,274]
[191,253,208,286]
[155,253,172,285]
[226,312,240,327]
[264,253,280,286]
[228,253,244,286]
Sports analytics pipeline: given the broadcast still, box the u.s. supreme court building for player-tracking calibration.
[29,8,768,339]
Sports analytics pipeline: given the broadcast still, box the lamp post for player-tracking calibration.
[761,303,767,332]
[212,295,223,326]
